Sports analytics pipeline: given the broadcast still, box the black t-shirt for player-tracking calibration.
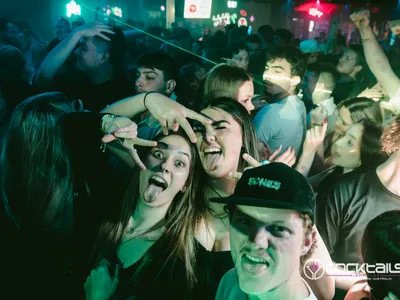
[50,71,134,112]
[316,169,400,265]
[0,112,129,299]
[116,245,233,300]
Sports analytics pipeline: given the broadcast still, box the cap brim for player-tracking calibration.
[211,196,314,221]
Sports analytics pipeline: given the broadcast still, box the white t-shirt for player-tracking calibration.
[215,268,318,300]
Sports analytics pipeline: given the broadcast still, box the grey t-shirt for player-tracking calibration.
[253,95,306,158]
[316,169,400,265]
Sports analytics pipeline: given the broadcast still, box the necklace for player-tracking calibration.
[207,184,224,198]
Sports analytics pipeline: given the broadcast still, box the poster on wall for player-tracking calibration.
[184,0,213,19]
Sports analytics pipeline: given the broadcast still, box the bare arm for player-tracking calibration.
[302,227,335,300]
[35,32,82,90]
[35,23,114,90]
[351,9,400,98]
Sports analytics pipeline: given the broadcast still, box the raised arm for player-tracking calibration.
[102,92,212,143]
[350,9,400,98]
[35,23,114,90]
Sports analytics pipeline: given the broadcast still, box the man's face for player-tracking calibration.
[75,37,106,72]
[55,19,70,37]
[263,58,297,97]
[247,42,261,57]
[302,71,318,103]
[230,205,312,295]
[337,49,359,75]
[3,22,19,46]
[135,67,169,95]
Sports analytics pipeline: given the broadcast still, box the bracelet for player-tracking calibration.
[143,92,155,110]
[100,114,116,133]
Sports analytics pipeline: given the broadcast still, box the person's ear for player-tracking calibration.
[300,226,317,256]
[101,52,110,65]
[291,76,301,87]
[166,79,176,94]
[315,82,326,92]
[354,65,362,74]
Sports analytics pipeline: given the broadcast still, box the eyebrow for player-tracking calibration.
[212,120,231,126]
[156,142,190,159]
[270,66,285,71]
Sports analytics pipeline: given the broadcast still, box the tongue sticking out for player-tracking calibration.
[144,184,164,203]
[204,153,221,171]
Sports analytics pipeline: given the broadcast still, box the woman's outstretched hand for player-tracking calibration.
[145,93,212,143]
[102,116,157,170]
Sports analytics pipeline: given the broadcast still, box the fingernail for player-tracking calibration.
[324,118,328,124]
[243,153,248,157]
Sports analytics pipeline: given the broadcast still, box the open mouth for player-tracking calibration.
[144,175,168,203]
[148,175,168,190]
[203,148,222,171]
[241,254,270,274]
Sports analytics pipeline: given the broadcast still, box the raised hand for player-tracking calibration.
[310,105,328,127]
[102,116,157,170]
[84,259,119,300]
[389,20,400,36]
[350,8,371,31]
[269,145,296,167]
[229,153,262,180]
[303,119,328,153]
[358,83,385,101]
[76,22,115,41]
[144,93,212,143]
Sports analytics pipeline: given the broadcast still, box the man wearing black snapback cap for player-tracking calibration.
[214,162,318,300]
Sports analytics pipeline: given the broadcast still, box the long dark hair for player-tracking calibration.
[1,92,75,232]
[358,120,388,168]
[362,210,400,299]
[90,130,208,287]
[337,97,383,127]
[206,97,259,172]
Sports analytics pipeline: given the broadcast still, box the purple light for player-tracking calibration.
[250,15,255,22]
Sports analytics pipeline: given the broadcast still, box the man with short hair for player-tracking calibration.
[253,46,308,158]
[214,163,318,300]
[135,51,178,97]
[316,115,400,293]
[0,18,19,47]
[303,63,338,133]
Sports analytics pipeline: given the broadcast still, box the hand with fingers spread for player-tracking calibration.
[229,153,263,180]
[143,93,212,143]
[358,83,385,101]
[84,259,119,300]
[350,9,371,31]
[76,22,115,41]
[101,116,157,170]
[268,145,297,167]
[303,119,328,153]
[310,105,328,127]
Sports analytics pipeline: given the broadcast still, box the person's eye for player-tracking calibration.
[193,125,205,133]
[146,76,155,81]
[215,126,226,130]
[269,225,290,237]
[235,217,250,226]
[175,160,186,168]
[152,150,163,159]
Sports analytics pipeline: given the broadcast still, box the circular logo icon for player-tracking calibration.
[303,259,325,280]
[190,5,197,13]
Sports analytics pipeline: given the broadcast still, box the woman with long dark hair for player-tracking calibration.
[0,91,210,299]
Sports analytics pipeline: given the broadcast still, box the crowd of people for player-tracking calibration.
[1,7,400,300]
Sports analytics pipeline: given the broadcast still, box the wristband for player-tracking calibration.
[143,92,156,110]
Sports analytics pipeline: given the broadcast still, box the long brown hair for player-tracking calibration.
[90,130,208,287]
[202,63,253,108]
[1,92,75,232]
[206,97,259,172]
